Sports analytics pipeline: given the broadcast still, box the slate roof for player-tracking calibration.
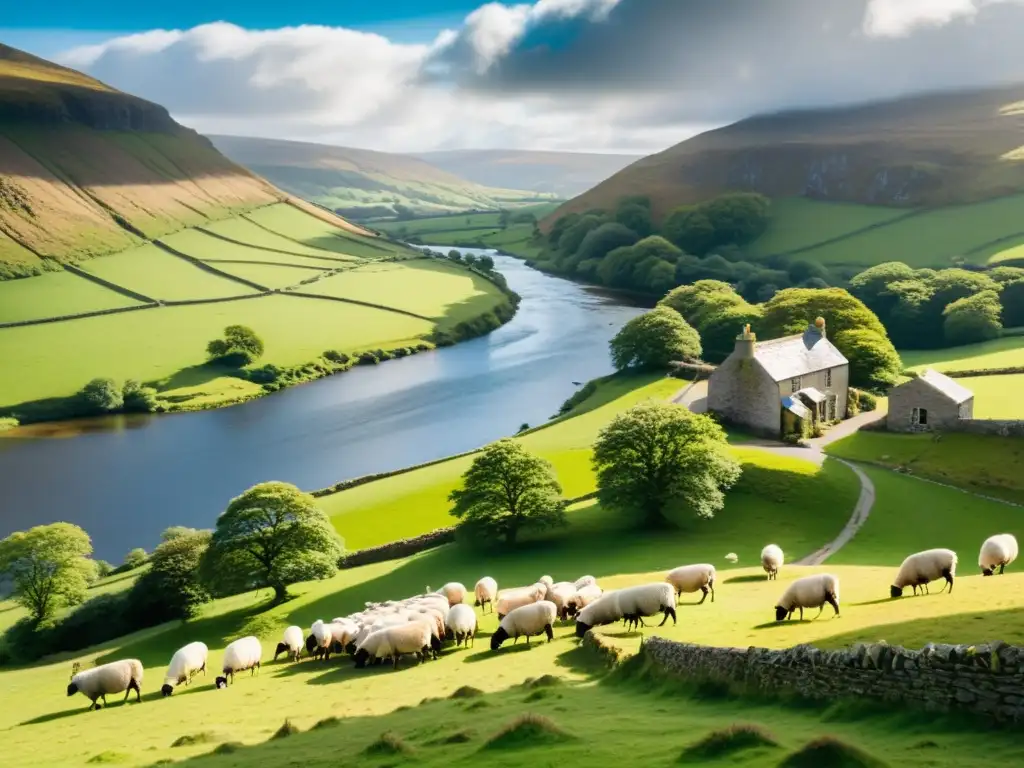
[781,395,813,420]
[753,329,848,382]
[917,368,974,404]
[796,387,827,404]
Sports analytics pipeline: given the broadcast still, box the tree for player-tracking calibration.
[849,261,917,319]
[122,548,147,570]
[943,290,1003,346]
[160,526,201,543]
[558,214,604,256]
[988,266,1024,284]
[122,379,158,413]
[634,257,677,295]
[207,325,265,367]
[660,280,745,327]
[614,202,653,238]
[449,439,566,545]
[547,213,581,247]
[698,302,765,363]
[596,245,644,288]
[393,204,415,220]
[610,306,702,370]
[130,528,212,621]
[0,523,96,625]
[1001,279,1024,328]
[832,329,902,390]
[95,560,114,578]
[575,222,640,266]
[592,403,741,527]
[80,378,123,413]
[203,482,344,602]
[664,207,716,255]
[477,254,495,272]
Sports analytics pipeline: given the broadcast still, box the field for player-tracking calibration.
[0,270,143,324]
[901,337,1024,372]
[955,375,1024,418]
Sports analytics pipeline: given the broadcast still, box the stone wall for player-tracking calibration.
[641,636,1024,722]
[887,377,964,432]
[338,527,455,569]
[950,419,1024,437]
[708,356,781,437]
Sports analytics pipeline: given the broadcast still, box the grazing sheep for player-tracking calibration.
[438,582,467,607]
[725,553,738,564]
[408,612,445,656]
[305,620,334,661]
[665,564,716,604]
[573,575,597,589]
[891,549,958,598]
[574,591,622,637]
[328,620,359,655]
[545,581,578,620]
[495,583,546,618]
[616,583,677,630]
[538,575,554,588]
[445,604,477,647]
[979,534,1018,576]
[775,574,840,621]
[474,576,498,613]
[565,584,603,617]
[275,627,304,663]
[161,642,208,696]
[354,622,434,669]
[67,659,144,710]
[217,636,261,687]
[760,544,784,580]
[490,601,558,650]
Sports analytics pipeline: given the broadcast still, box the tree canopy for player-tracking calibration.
[593,403,741,527]
[1001,279,1024,328]
[610,306,702,370]
[449,439,566,545]
[131,528,212,621]
[203,482,344,602]
[80,378,123,413]
[0,523,96,625]
[207,325,265,367]
[663,193,770,256]
[943,290,1003,346]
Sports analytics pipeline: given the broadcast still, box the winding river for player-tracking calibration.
[0,253,643,560]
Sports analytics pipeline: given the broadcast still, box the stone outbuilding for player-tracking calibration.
[887,369,974,432]
[707,318,849,438]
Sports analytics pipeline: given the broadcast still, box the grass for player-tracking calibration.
[375,212,544,258]
[955,374,1024,418]
[901,337,1024,372]
[245,204,406,260]
[0,270,142,324]
[200,215,367,262]
[679,723,779,761]
[376,212,504,233]
[212,261,336,290]
[159,228,358,269]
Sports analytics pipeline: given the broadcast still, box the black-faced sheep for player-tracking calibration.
[890,549,957,598]
[490,600,557,650]
[161,642,208,696]
[67,659,144,710]
[775,574,840,621]
[979,534,1018,576]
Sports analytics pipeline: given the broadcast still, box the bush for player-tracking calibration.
[121,548,147,570]
[245,363,282,384]
[610,306,702,371]
[79,378,123,413]
[206,325,264,367]
[121,379,158,413]
[943,290,1003,346]
[558,380,598,415]
[859,391,878,411]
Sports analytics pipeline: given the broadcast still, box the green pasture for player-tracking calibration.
[200,216,365,262]
[989,240,1024,265]
[955,374,1024,418]
[245,204,404,260]
[0,270,142,324]
[304,260,505,322]
[901,337,1024,372]
[160,228,357,269]
[214,262,336,290]
[83,244,256,301]
[376,212,504,233]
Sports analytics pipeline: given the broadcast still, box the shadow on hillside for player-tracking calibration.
[816,605,1024,650]
[725,574,769,584]
[147,362,242,393]
[20,697,143,727]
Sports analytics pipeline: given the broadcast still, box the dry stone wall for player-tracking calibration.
[641,636,1024,722]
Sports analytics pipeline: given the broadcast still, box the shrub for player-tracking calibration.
[121,379,157,413]
[610,306,702,371]
[0,417,19,432]
[246,364,282,384]
[122,548,147,570]
[79,378,123,413]
[859,391,878,411]
[206,325,264,367]
[558,380,598,415]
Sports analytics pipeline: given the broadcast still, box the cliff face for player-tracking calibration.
[547,84,1024,224]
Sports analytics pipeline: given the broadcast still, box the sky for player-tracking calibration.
[4,0,1024,155]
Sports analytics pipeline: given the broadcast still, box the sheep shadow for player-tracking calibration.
[19,698,142,726]
[460,643,542,663]
[751,617,838,630]
[725,575,769,584]
[853,597,905,607]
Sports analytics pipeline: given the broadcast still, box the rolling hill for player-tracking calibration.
[209,135,556,219]
[414,148,643,198]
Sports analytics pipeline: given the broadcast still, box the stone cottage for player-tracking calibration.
[887,369,974,432]
[707,318,849,438]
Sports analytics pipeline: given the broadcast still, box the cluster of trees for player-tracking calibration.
[536,194,825,300]
[448,402,741,545]
[849,262,1024,348]
[78,377,158,415]
[446,249,496,272]
[207,324,265,367]
[0,482,343,663]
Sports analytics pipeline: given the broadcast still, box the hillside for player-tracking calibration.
[549,84,1024,224]
[209,135,555,219]
[414,148,643,198]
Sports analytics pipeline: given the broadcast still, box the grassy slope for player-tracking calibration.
[901,337,1024,372]
[0,270,143,323]
[373,207,555,258]
[955,374,1024,418]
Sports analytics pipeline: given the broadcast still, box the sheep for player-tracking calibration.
[216,636,261,687]
[573,575,597,589]
[565,584,603,617]
[438,582,467,607]
[760,544,784,580]
[724,553,738,564]
[328,620,359,655]
[305,620,334,661]
[890,549,958,598]
[274,627,304,663]
[408,611,445,656]
[775,574,840,621]
[161,641,208,696]
[545,581,578,620]
[352,615,409,651]
[67,659,144,710]
[445,603,477,647]
[665,564,716,605]
[354,622,434,669]
[538,575,554,588]
[474,576,498,613]
[616,583,677,630]
[574,591,623,637]
[495,583,546,618]
[490,600,558,650]
[979,534,1018,576]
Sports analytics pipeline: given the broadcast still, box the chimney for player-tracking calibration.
[735,324,756,359]
[804,317,826,345]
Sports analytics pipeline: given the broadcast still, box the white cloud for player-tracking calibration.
[863,0,1024,37]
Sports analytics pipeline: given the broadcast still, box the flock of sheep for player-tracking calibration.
[65,533,1018,711]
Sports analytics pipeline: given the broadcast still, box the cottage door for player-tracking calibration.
[827,396,836,421]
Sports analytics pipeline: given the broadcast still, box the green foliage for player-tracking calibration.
[999,280,1024,328]
[206,324,265,367]
[122,547,148,570]
[849,261,918,319]
[663,193,770,255]
[121,379,157,413]
[614,202,653,238]
[132,528,212,620]
[575,222,640,266]
[592,402,741,526]
[697,303,765,364]
[558,214,604,256]
[943,290,1003,346]
[661,280,747,327]
[79,377,123,413]
[94,559,113,578]
[0,523,96,625]
[449,439,567,545]
[610,306,702,371]
[0,417,18,432]
[833,328,902,389]
[203,481,344,602]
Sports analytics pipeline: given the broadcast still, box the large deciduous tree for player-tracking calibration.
[130,528,212,621]
[943,290,1003,346]
[203,482,344,602]
[610,306,702,371]
[449,439,566,545]
[207,325,265,367]
[593,403,741,527]
[0,523,96,625]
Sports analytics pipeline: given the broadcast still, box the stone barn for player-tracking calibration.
[707,318,849,438]
[887,369,974,432]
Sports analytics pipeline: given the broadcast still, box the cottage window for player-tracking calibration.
[959,403,969,419]
[911,407,929,426]
[791,377,802,393]
[825,369,832,388]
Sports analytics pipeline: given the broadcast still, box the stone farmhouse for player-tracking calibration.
[707,318,849,438]
[887,369,974,432]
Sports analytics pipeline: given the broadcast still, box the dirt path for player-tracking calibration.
[794,459,876,565]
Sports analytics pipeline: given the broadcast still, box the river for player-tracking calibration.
[0,253,643,560]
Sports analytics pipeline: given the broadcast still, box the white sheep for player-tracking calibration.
[67,659,144,710]
[573,575,597,589]
[565,584,603,617]
[329,620,359,655]
[615,583,677,630]
[495,583,545,618]
[491,600,558,649]
[274,627,304,663]
[538,575,554,588]
[775,573,840,621]
[445,603,477,647]
[354,622,434,669]
[891,549,958,598]
[474,576,498,613]
[305,619,334,660]
[161,641,208,696]
[216,636,262,687]
[438,582,467,607]
[760,544,784,580]
[545,581,578,619]
[665,564,716,604]
[574,591,622,637]
[407,612,445,657]
[724,553,738,564]
[979,534,1018,576]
